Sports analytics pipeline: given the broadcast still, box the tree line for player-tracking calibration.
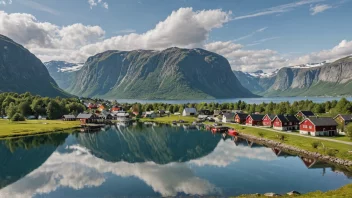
[0,92,86,121]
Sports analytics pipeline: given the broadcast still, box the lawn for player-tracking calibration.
[220,122,352,161]
[236,183,352,198]
[0,119,80,138]
[139,115,197,124]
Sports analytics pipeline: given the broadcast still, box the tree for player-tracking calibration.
[46,100,62,120]
[11,113,25,121]
[6,102,17,119]
[346,123,352,140]
[18,101,32,116]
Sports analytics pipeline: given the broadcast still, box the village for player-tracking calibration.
[62,100,352,139]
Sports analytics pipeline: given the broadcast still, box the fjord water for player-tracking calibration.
[114,96,352,104]
[0,125,351,197]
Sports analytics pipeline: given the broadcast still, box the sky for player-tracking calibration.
[0,0,352,72]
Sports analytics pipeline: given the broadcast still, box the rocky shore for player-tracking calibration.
[238,133,352,168]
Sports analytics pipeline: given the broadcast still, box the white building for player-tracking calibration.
[182,108,197,116]
[222,113,235,123]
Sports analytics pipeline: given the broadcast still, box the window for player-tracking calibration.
[309,126,312,129]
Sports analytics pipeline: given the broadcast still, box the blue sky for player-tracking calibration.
[1,0,352,72]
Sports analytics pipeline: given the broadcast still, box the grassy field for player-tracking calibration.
[236,183,352,197]
[139,115,197,124]
[0,119,80,138]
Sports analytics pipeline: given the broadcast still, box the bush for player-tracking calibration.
[326,149,338,157]
[258,132,264,137]
[311,141,320,149]
[11,113,25,121]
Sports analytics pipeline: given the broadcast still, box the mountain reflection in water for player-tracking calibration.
[0,124,351,197]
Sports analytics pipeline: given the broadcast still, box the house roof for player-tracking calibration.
[334,114,352,121]
[303,117,338,126]
[223,112,236,119]
[76,113,93,119]
[264,114,276,120]
[298,111,315,117]
[275,115,299,123]
[248,114,264,121]
[183,108,197,113]
[236,113,248,119]
[63,115,76,119]
[116,113,130,117]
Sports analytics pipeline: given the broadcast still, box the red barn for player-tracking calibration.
[299,117,338,136]
[262,114,275,127]
[234,113,248,124]
[272,115,300,131]
[246,114,264,126]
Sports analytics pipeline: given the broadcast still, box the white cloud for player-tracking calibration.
[116,28,137,34]
[310,4,332,15]
[0,145,219,197]
[291,40,352,65]
[88,0,108,9]
[233,27,267,42]
[233,0,324,20]
[0,0,12,5]
[205,40,288,72]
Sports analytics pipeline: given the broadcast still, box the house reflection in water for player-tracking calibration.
[271,148,295,158]
[300,156,333,176]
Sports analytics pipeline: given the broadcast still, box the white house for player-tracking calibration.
[183,108,197,116]
[222,113,235,123]
[145,111,157,118]
[115,112,131,122]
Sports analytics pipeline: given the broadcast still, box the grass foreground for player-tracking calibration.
[0,119,80,138]
[236,183,352,197]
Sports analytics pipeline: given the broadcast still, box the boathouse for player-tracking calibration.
[246,114,264,126]
[76,113,98,125]
[235,113,248,124]
[62,115,76,121]
[272,115,299,131]
[299,117,338,136]
[262,114,275,127]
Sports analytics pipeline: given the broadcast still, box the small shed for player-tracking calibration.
[62,115,76,121]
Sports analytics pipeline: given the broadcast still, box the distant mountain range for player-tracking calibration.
[48,47,256,99]
[0,34,70,97]
[44,61,83,90]
[234,56,352,96]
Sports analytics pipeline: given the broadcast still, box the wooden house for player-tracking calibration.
[299,117,338,136]
[183,108,197,116]
[145,111,157,118]
[272,115,299,131]
[296,110,315,119]
[222,112,236,123]
[88,103,97,110]
[62,115,76,121]
[234,113,248,124]
[262,114,275,127]
[246,114,264,126]
[76,113,98,125]
[333,114,352,131]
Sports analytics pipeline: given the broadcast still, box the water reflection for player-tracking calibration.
[0,126,351,197]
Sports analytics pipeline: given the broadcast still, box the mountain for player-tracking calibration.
[233,56,352,96]
[0,35,70,97]
[67,47,256,99]
[44,61,83,90]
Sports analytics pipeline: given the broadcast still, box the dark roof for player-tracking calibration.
[307,117,338,126]
[285,115,299,122]
[298,111,315,117]
[335,114,352,121]
[265,114,276,120]
[63,115,76,119]
[76,113,93,119]
[275,115,288,122]
[223,112,236,119]
[248,114,265,121]
[236,113,248,119]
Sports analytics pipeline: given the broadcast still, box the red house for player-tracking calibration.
[262,114,275,127]
[246,114,264,126]
[272,115,300,131]
[234,113,248,124]
[76,113,98,125]
[88,103,97,110]
[299,117,338,136]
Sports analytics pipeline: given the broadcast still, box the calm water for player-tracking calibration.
[0,124,351,197]
[114,96,352,104]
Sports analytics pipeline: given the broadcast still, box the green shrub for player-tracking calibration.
[11,113,25,121]
[311,141,320,149]
[326,149,338,157]
[258,132,264,137]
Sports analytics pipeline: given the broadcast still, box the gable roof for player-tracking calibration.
[264,114,276,120]
[223,112,236,119]
[302,117,338,126]
[334,114,352,121]
[297,111,315,117]
[183,108,197,113]
[248,114,264,121]
[63,115,76,119]
[76,113,94,119]
[285,115,300,122]
[235,113,248,119]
